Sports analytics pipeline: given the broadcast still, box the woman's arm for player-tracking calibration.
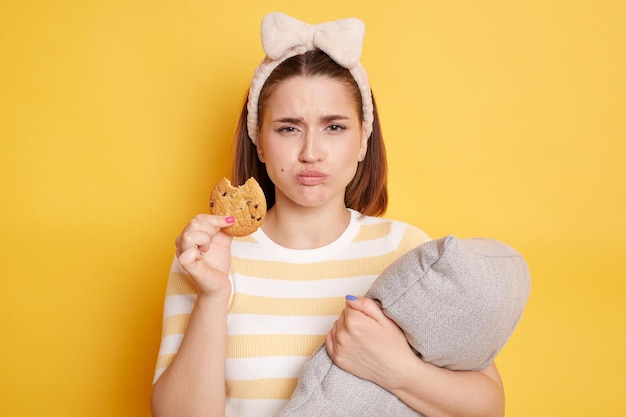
[151,215,234,417]
[326,297,505,417]
[151,293,230,417]
[388,359,504,417]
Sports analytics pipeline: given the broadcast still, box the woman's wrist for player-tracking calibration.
[194,287,231,311]
[381,350,427,393]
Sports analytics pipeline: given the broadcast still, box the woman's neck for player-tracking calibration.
[261,202,352,250]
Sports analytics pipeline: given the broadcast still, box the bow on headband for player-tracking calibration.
[261,12,365,69]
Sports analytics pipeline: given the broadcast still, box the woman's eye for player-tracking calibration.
[278,126,297,133]
[327,124,345,132]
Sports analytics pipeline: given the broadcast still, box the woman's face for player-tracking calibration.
[257,75,367,210]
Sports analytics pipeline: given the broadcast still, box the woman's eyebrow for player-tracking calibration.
[320,114,350,123]
[272,117,303,124]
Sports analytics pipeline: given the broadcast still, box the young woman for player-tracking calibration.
[152,12,505,417]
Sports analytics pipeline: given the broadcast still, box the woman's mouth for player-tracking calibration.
[296,170,327,186]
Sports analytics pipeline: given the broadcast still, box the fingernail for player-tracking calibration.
[225,215,235,224]
[345,295,358,301]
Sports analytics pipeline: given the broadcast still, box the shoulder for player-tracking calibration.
[351,210,431,252]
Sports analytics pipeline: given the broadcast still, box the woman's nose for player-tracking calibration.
[299,130,324,162]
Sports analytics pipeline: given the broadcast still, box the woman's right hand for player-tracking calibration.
[175,214,235,298]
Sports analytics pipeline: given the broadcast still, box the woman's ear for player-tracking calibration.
[256,138,265,163]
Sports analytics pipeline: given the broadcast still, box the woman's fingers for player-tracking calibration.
[177,230,213,255]
[174,214,235,297]
[344,297,386,322]
[178,245,206,270]
[175,214,234,256]
[326,297,394,360]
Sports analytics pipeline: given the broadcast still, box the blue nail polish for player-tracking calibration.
[345,295,358,301]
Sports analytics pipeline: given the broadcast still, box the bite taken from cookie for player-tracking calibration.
[210,177,267,237]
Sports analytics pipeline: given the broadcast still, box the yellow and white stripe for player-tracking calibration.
[153,210,430,416]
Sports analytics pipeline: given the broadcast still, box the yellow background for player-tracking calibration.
[1,1,624,416]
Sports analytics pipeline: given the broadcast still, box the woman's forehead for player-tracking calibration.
[264,76,360,116]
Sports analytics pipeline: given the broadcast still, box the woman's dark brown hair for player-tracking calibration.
[232,50,388,216]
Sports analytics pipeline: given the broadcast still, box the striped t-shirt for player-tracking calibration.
[153,209,430,417]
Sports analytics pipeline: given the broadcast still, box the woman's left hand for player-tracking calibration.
[325,296,419,388]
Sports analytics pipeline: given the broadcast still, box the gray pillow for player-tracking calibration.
[279,235,531,417]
